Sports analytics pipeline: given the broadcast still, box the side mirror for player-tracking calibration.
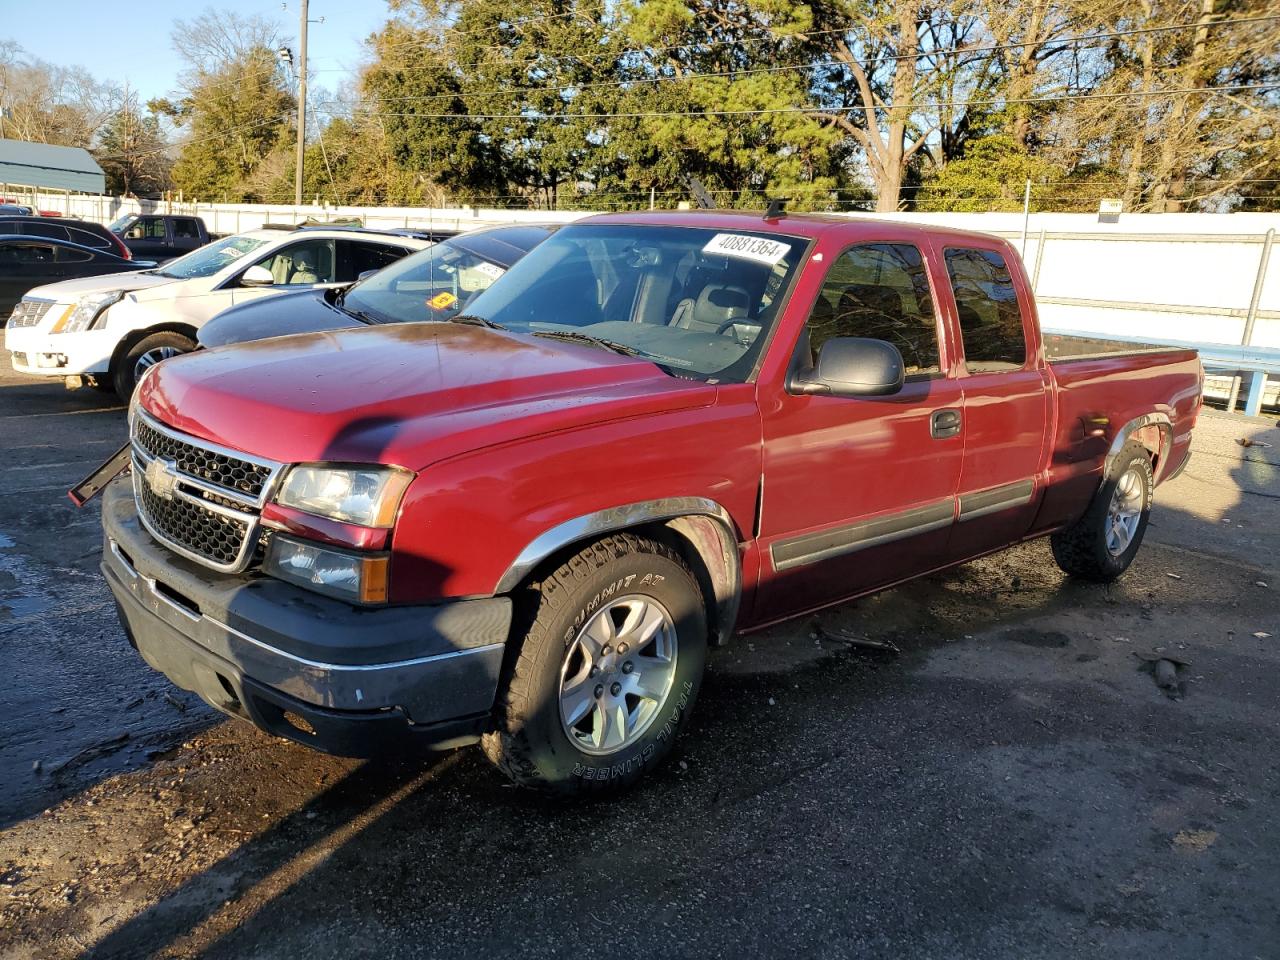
[240,265,275,287]
[790,337,905,398]
[356,269,379,282]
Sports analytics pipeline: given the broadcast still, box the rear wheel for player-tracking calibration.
[482,533,708,795]
[1051,440,1154,582]
[113,331,195,400]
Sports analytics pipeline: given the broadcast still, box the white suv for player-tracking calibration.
[5,226,429,399]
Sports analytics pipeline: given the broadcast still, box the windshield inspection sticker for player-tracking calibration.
[702,233,791,266]
[473,261,506,281]
[427,291,457,310]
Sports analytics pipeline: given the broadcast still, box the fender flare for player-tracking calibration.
[494,497,742,645]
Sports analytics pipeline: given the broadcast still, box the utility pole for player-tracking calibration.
[294,0,309,208]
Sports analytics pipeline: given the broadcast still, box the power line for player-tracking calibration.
[313,82,1279,121]
[232,12,1280,110]
[99,13,1280,145]
[355,12,1280,77]
[156,9,592,106]
[93,113,292,162]
[236,172,1280,205]
[336,13,1280,106]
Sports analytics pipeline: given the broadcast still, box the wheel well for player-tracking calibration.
[1130,424,1163,473]
[1105,414,1172,483]
[109,323,200,376]
[517,516,741,648]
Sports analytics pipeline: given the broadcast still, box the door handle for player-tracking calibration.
[931,408,962,439]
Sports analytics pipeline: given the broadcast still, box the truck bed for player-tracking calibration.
[1033,344,1202,533]
[1042,331,1188,364]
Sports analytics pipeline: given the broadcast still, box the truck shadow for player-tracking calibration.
[70,480,1279,959]
[14,414,1275,957]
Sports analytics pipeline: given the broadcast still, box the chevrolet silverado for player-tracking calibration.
[94,211,1203,795]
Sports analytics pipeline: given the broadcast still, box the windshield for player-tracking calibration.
[461,223,808,382]
[108,214,137,234]
[342,239,512,324]
[153,235,270,280]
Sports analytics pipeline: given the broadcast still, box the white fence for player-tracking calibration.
[8,185,1279,355]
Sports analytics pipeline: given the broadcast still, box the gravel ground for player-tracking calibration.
[0,356,1277,960]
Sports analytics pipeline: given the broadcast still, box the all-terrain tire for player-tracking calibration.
[113,331,195,401]
[1051,440,1154,582]
[482,533,708,796]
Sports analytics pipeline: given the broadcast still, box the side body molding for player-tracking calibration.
[1105,412,1173,482]
[494,497,743,645]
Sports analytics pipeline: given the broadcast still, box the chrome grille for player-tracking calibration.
[7,299,54,329]
[134,417,273,499]
[137,479,249,567]
[130,410,284,573]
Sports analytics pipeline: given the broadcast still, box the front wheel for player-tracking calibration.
[1051,440,1154,582]
[482,533,708,795]
[113,331,195,401]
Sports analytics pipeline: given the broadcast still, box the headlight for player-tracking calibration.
[53,291,124,333]
[264,535,389,603]
[275,465,413,527]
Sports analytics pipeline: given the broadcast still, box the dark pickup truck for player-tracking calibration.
[94,211,1203,796]
[108,214,219,261]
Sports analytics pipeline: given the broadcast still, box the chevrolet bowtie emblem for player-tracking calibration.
[145,457,180,500]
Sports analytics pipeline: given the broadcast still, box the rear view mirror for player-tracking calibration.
[790,337,905,398]
[241,265,275,287]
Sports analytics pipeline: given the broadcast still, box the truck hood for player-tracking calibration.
[25,270,177,302]
[137,322,715,470]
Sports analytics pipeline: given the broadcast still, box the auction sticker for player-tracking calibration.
[702,233,791,266]
[428,291,457,310]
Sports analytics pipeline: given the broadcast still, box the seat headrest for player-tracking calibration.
[693,283,750,326]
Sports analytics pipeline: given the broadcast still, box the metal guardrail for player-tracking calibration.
[1037,295,1280,323]
[1043,327,1279,416]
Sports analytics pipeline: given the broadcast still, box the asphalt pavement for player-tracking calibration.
[0,356,1277,960]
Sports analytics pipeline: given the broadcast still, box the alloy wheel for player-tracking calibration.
[558,595,679,756]
[1105,465,1145,556]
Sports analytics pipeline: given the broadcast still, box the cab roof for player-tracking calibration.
[576,209,1009,248]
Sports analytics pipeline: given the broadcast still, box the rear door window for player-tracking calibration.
[0,241,57,263]
[66,227,110,250]
[172,218,201,239]
[805,243,941,377]
[944,248,1027,372]
[56,245,93,263]
[20,222,72,242]
[341,240,410,281]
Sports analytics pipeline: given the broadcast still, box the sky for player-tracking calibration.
[2,0,391,103]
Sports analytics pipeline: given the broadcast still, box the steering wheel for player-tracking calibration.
[715,317,760,336]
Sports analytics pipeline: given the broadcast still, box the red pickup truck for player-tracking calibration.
[98,211,1202,794]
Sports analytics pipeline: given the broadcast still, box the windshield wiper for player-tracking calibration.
[449,313,507,330]
[531,330,642,358]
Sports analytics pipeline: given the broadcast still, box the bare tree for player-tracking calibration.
[808,1,942,211]
[0,43,120,146]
